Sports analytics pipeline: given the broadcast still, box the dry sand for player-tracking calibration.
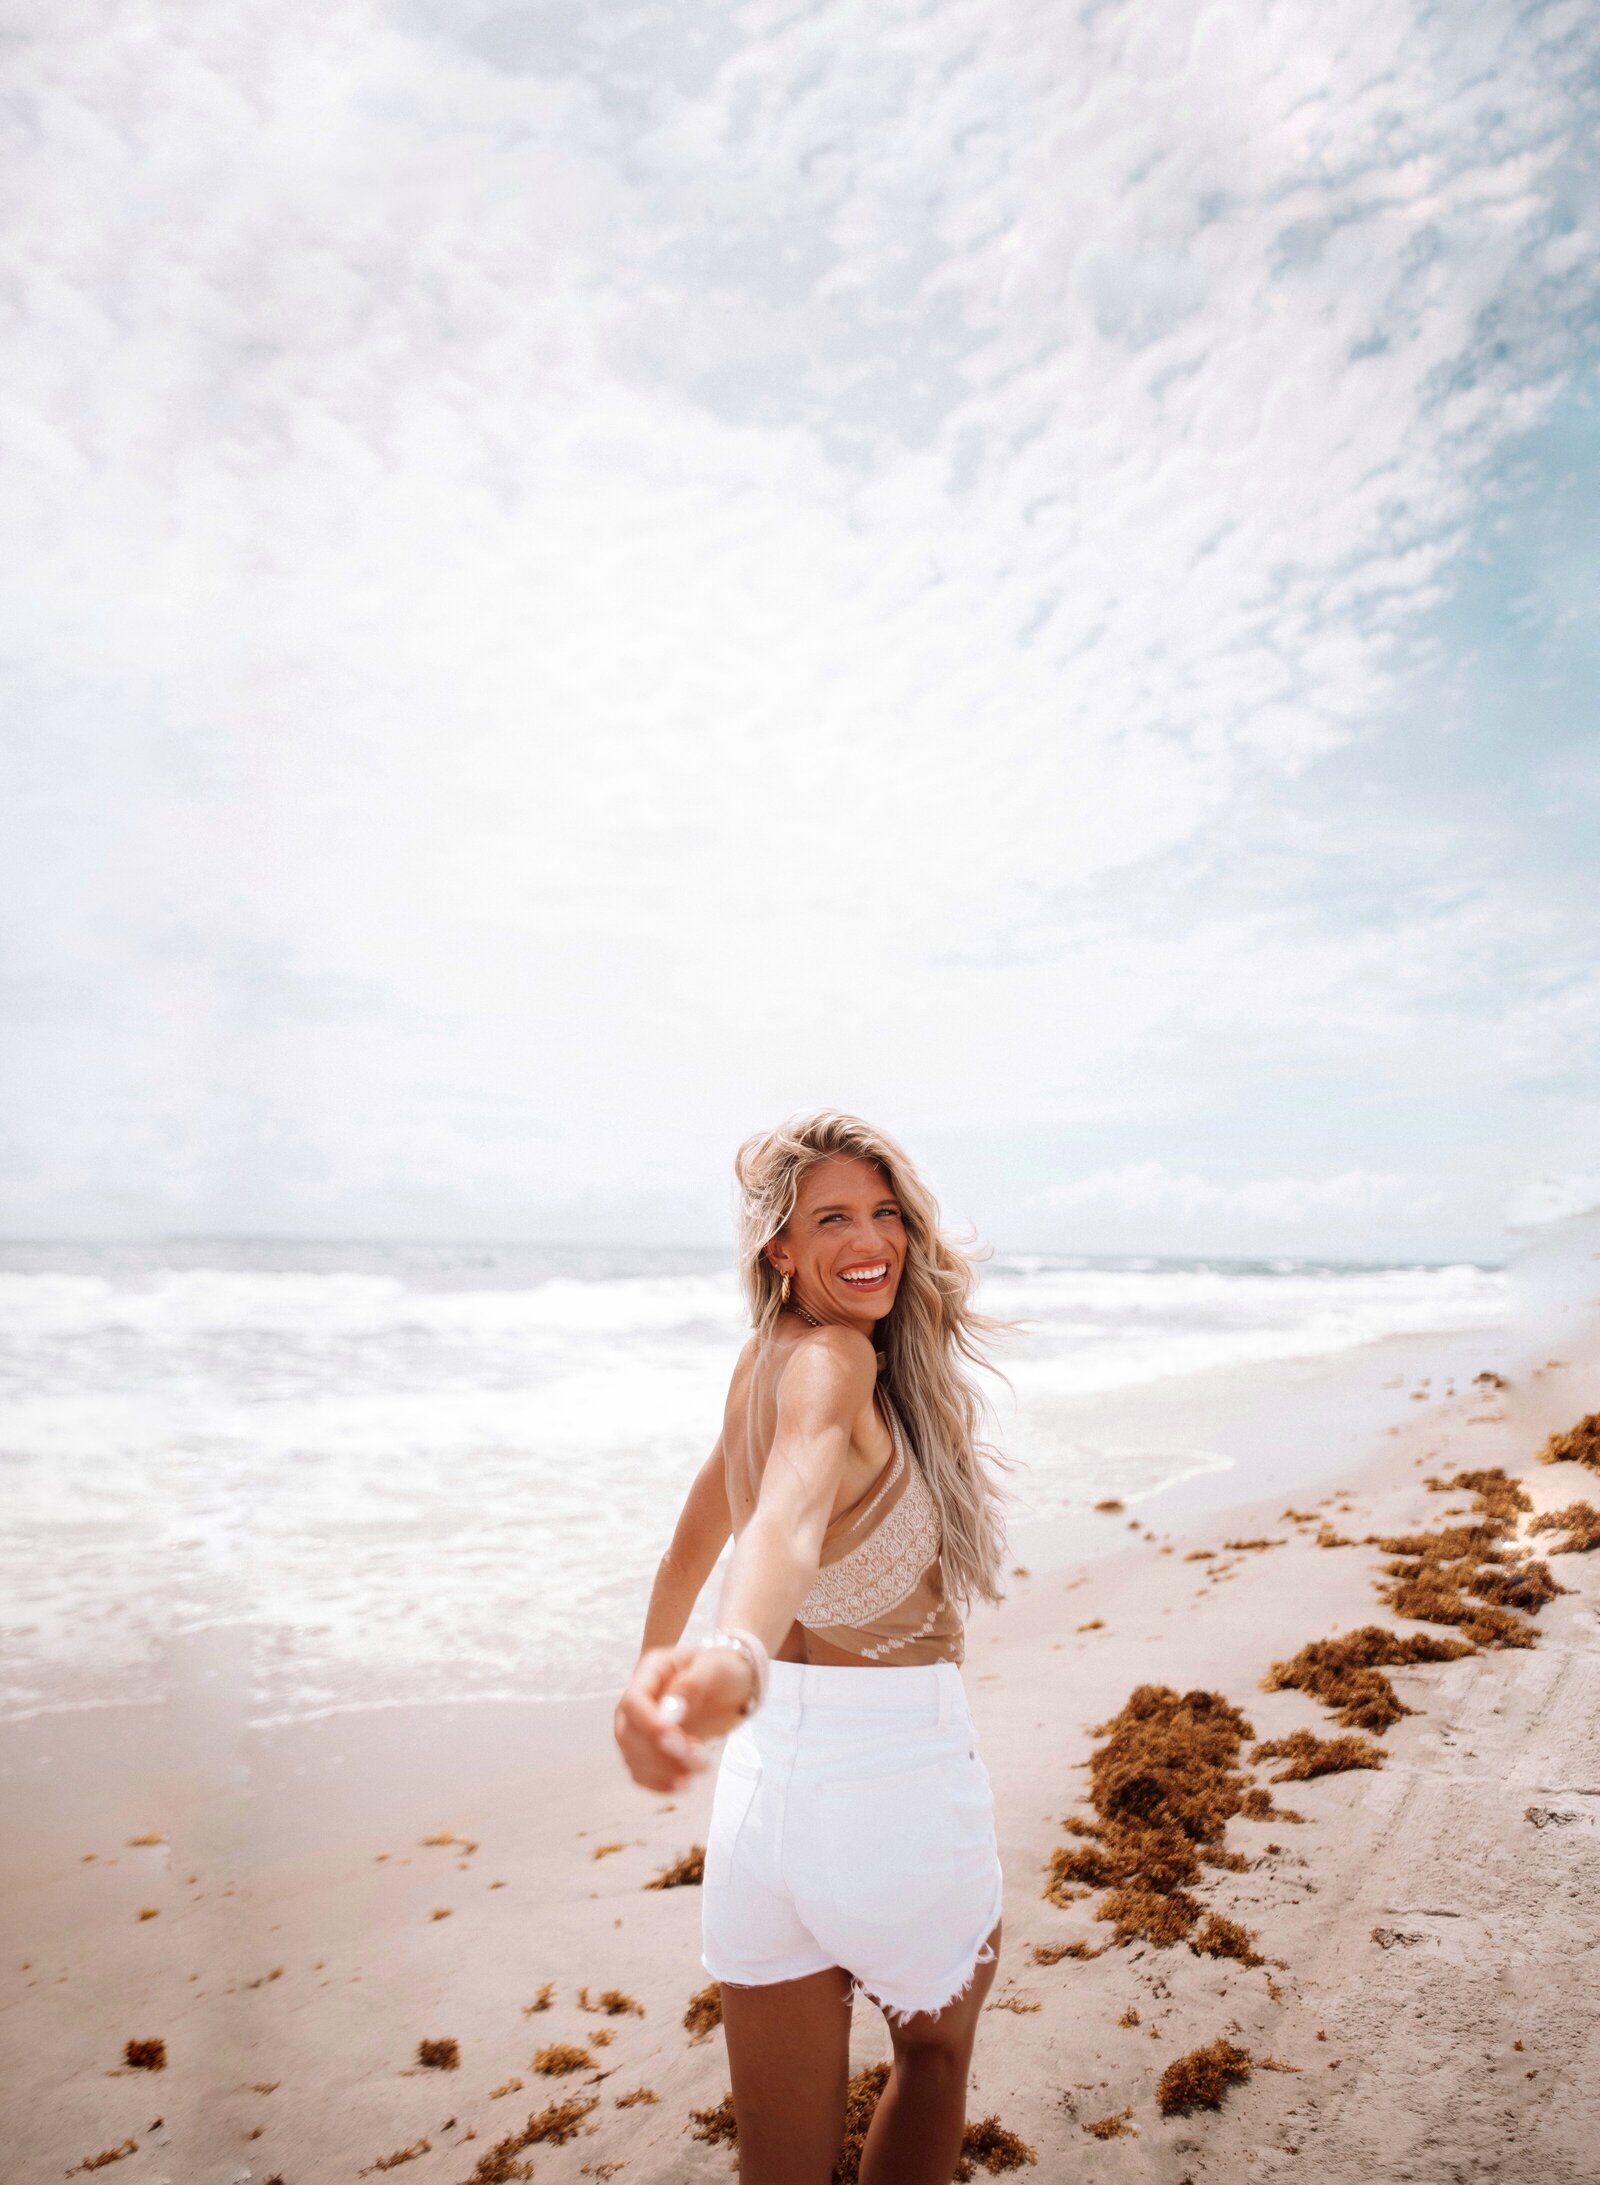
[4,1220,1598,2185]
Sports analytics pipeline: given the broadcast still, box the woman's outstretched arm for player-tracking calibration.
[636,1437,732,1658]
[710,1326,875,1658]
[613,1326,875,1791]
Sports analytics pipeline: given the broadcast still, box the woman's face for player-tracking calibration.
[767,1155,906,1331]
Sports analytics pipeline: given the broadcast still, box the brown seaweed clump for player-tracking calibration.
[1251,1730,1386,1781]
[1263,1627,1473,1733]
[644,1844,704,1889]
[417,2036,460,2069]
[1238,1786,1304,1823]
[1441,1466,1532,1524]
[688,2093,739,2150]
[1084,2109,1136,2139]
[459,2132,535,2185]
[123,2037,166,2070]
[531,2042,593,2076]
[1044,1686,1266,1955]
[1369,1468,1561,1647]
[523,2097,600,2144]
[579,1986,644,2016]
[954,2115,1038,2177]
[690,2066,1035,2181]
[460,2097,600,2185]
[521,1983,554,2015]
[614,2086,659,2106]
[1530,1501,1600,1553]
[1156,2038,1253,2116]
[67,2145,139,2175]
[360,2141,431,2175]
[683,1981,722,2041]
[1538,1412,1600,1473]
[1030,1940,1106,1963]
[1189,1913,1264,1967]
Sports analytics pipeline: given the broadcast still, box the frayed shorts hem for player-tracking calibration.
[703,1868,1005,2027]
[847,1870,1005,2025]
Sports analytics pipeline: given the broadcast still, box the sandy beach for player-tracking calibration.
[4,1218,1597,2185]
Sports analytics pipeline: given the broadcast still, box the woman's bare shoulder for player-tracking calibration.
[772,1323,878,1409]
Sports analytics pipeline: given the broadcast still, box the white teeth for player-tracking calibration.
[840,1265,888,1284]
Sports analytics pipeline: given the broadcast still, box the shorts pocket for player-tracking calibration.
[704,1755,761,1888]
[816,1758,959,1924]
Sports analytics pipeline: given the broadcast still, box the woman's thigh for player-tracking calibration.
[720,1965,855,2185]
[887,1916,1002,2064]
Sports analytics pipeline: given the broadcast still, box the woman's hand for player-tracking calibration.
[614,1644,712,1794]
[656,1643,760,1745]
[613,1643,760,1792]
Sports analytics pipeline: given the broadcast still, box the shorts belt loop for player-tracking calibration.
[936,1665,955,1730]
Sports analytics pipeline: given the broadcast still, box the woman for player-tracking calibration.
[613,1111,1013,2185]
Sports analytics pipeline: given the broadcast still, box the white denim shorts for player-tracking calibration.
[699,1657,1004,2024]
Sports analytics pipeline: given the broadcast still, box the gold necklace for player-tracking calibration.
[789,1294,885,1370]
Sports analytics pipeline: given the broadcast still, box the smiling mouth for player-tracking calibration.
[837,1262,892,1289]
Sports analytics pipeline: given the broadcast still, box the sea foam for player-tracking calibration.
[0,1246,1505,1724]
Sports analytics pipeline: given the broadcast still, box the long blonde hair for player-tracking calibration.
[733,1110,1015,1610]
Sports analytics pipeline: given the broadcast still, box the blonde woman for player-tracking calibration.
[613,1112,1013,2185]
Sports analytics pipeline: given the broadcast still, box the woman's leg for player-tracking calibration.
[856,1918,1003,2185]
[720,1964,855,2185]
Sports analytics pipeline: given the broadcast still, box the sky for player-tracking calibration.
[3,0,1598,1261]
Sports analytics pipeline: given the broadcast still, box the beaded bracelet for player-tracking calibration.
[705,1625,770,1716]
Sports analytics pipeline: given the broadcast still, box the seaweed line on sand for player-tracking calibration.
[1371,1468,1563,1647]
[1042,1685,1284,1957]
[1266,1466,1567,1736]
[1529,1500,1600,1553]
[1262,1627,1472,1733]
[1250,1730,1386,1781]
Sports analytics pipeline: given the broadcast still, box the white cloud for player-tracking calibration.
[1042,1162,1440,1227]
[1,0,1596,1234]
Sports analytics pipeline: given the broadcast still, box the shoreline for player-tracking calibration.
[1,1221,1594,2181]
[0,1311,1510,1883]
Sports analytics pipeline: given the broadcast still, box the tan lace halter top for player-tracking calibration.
[794,1399,964,1666]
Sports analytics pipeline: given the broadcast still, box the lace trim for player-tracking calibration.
[851,1577,946,1660]
[796,1429,941,1633]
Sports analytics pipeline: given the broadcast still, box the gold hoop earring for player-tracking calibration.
[779,1272,791,1306]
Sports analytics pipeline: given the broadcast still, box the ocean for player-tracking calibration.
[0,1243,1506,1726]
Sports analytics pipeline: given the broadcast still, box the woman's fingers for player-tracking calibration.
[614,1649,709,1789]
[625,1645,697,1725]
[620,1729,702,1793]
